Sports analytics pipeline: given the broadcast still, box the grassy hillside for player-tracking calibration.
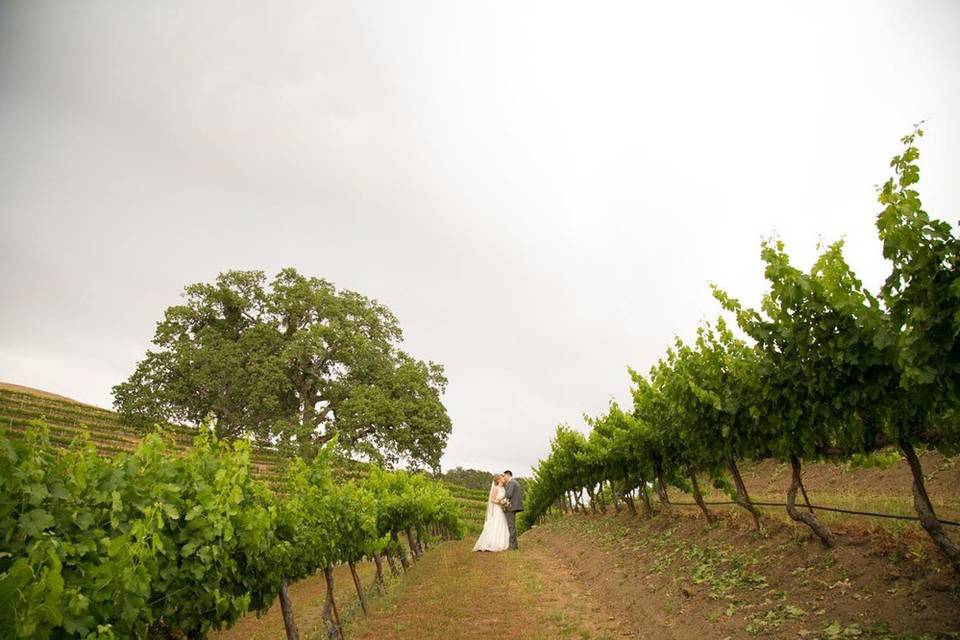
[0,382,488,532]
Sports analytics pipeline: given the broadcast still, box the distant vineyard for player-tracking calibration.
[0,385,488,534]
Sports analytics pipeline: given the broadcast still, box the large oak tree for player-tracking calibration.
[113,268,451,470]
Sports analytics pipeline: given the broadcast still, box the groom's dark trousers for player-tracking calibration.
[505,511,518,550]
[503,477,523,550]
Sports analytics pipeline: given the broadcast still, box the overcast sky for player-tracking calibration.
[1,1,958,475]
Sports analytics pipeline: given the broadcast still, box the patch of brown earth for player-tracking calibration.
[347,538,629,640]
[524,511,960,640]
[213,562,377,640]
[690,451,960,520]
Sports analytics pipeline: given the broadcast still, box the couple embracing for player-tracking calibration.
[472,470,524,552]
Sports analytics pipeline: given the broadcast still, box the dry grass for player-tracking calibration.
[346,539,626,640]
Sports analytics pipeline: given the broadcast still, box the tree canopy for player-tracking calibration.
[113,268,451,470]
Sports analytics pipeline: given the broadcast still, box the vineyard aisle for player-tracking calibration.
[345,536,640,640]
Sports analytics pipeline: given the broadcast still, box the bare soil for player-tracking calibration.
[697,451,960,521]
[345,538,627,640]
[525,511,960,639]
[213,562,378,640]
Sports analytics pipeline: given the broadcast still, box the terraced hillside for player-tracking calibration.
[0,382,488,532]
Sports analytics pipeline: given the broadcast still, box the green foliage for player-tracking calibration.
[0,421,281,639]
[845,449,901,471]
[714,238,893,460]
[521,128,960,560]
[0,421,463,638]
[113,268,452,470]
[875,126,960,450]
[362,468,464,544]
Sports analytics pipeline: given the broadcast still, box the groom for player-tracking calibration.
[502,470,524,550]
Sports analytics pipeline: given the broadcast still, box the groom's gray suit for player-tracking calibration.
[503,477,524,550]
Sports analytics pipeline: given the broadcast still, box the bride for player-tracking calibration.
[473,474,511,552]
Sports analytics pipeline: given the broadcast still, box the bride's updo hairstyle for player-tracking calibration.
[492,473,503,485]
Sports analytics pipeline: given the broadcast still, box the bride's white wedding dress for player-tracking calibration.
[473,483,511,552]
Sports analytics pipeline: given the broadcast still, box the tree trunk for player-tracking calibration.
[278,580,300,640]
[619,477,637,517]
[322,566,343,640]
[728,460,762,531]
[392,532,410,571]
[786,454,832,547]
[688,470,714,523]
[608,480,621,513]
[575,488,585,512]
[655,475,672,512]
[406,529,420,560]
[900,440,960,573]
[637,478,653,517]
[595,483,608,514]
[349,561,368,615]
[385,551,400,576]
[585,486,598,514]
[798,474,815,513]
[372,554,386,594]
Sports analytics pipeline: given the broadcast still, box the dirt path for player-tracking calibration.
[346,537,629,640]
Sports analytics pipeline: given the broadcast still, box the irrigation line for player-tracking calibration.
[666,499,960,527]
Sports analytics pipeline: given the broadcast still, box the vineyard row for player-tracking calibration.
[0,420,468,640]
[520,128,960,574]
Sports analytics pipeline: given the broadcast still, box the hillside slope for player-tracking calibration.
[0,382,489,531]
[524,511,959,639]
[664,452,960,526]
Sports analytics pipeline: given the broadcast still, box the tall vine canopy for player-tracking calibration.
[113,268,451,470]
